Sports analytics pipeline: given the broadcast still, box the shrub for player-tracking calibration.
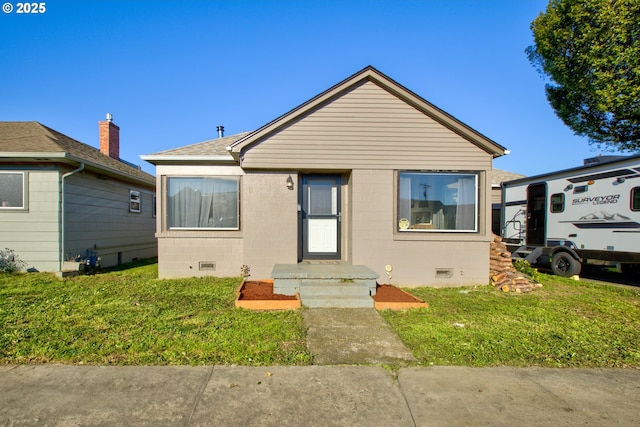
[0,248,27,273]
[513,259,540,282]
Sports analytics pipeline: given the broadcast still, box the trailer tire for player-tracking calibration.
[551,252,581,277]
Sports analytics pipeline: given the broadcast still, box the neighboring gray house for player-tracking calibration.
[143,66,507,286]
[0,117,157,273]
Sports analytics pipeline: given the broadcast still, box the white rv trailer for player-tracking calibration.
[501,154,640,277]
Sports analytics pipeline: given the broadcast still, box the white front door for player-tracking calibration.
[301,175,341,259]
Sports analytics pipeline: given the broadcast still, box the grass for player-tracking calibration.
[0,261,311,366]
[379,274,640,368]
[1,263,639,367]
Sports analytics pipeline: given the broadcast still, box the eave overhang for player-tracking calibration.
[140,154,238,165]
[0,151,155,188]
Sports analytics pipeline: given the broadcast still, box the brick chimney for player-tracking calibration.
[98,113,120,160]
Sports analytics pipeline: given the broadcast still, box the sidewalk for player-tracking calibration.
[1,364,639,426]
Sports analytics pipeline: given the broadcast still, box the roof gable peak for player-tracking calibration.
[229,66,506,157]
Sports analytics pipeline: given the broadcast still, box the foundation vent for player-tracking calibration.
[435,268,453,279]
[199,261,216,271]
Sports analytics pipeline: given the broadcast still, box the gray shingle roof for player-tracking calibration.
[0,121,155,186]
[149,132,251,157]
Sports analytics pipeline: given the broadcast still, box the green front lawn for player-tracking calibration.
[1,262,638,367]
[380,276,640,367]
[0,261,311,365]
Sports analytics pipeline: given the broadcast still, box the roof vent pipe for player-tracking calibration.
[217,125,224,138]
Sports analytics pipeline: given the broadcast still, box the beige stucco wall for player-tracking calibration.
[155,167,299,279]
[155,164,245,279]
[242,171,299,279]
[349,169,491,287]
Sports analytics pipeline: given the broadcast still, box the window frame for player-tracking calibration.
[0,171,27,211]
[129,190,141,213]
[166,176,241,231]
[396,170,479,233]
[632,187,640,212]
[550,193,565,213]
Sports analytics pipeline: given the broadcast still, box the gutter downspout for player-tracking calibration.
[59,163,84,272]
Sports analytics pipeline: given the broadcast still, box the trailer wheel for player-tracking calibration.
[551,252,581,277]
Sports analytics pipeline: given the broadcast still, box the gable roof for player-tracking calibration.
[0,121,155,187]
[229,66,507,158]
[141,132,250,165]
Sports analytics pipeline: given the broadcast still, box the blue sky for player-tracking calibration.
[0,0,626,176]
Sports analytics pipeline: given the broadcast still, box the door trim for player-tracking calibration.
[300,174,342,260]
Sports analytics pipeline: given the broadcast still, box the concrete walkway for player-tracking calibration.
[2,365,639,426]
[303,308,417,365]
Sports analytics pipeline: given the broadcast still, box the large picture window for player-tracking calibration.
[168,177,239,230]
[398,171,478,232]
[0,172,25,209]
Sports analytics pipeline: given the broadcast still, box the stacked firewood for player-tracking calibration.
[490,234,542,293]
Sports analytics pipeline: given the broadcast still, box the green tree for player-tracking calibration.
[526,0,640,152]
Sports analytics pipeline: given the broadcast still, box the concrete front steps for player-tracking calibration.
[299,281,374,308]
[272,264,379,308]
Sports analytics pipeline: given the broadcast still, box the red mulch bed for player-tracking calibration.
[372,284,424,303]
[238,281,297,300]
[239,281,421,303]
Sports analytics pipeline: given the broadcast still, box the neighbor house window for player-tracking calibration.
[550,193,564,213]
[167,177,239,229]
[632,187,640,212]
[0,172,25,209]
[398,171,478,232]
[129,190,141,213]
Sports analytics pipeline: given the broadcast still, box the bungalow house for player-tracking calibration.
[142,66,507,287]
[0,117,157,273]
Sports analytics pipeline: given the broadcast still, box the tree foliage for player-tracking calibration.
[526,0,640,152]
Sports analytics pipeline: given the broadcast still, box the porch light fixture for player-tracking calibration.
[286,175,294,190]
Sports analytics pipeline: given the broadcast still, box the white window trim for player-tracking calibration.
[129,190,141,213]
[0,171,27,211]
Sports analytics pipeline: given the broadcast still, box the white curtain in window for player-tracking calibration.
[169,178,236,228]
[455,176,476,230]
[398,175,412,223]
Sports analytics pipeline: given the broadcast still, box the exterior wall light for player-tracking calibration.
[617,177,626,183]
[286,175,294,190]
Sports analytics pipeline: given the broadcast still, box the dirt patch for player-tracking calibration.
[238,281,297,300]
[372,284,424,303]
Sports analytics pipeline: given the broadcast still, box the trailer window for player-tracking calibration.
[632,187,640,211]
[550,193,564,213]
